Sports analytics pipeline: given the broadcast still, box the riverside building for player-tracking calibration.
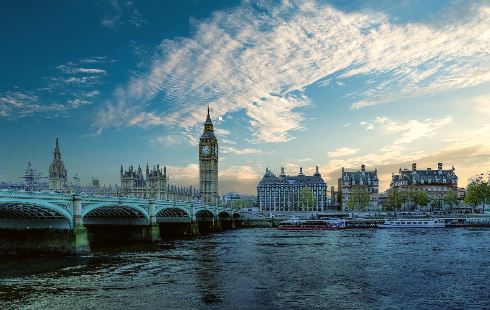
[339,164,379,211]
[389,163,458,202]
[256,166,327,212]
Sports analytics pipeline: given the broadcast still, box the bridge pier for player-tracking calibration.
[72,194,90,254]
[213,218,222,232]
[148,200,161,242]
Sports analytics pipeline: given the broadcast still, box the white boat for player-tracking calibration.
[378,218,445,228]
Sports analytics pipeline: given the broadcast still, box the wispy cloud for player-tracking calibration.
[328,147,360,158]
[96,1,490,144]
[0,91,68,118]
[101,0,147,29]
[221,146,262,155]
[373,116,452,144]
[57,64,106,75]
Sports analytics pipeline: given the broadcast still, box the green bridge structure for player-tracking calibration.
[0,190,242,255]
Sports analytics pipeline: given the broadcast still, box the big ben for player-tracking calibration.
[199,106,219,205]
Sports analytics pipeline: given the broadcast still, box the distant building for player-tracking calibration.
[92,178,100,188]
[48,138,67,191]
[120,164,197,201]
[340,164,379,211]
[256,166,327,212]
[390,163,458,205]
[121,164,167,199]
[457,187,466,201]
[223,192,256,208]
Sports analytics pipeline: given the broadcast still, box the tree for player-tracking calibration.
[413,191,430,209]
[465,179,490,213]
[299,187,317,211]
[346,185,369,212]
[443,189,458,211]
[230,199,253,209]
[384,190,405,211]
[405,185,418,210]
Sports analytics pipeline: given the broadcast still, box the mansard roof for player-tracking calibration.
[257,168,326,187]
[391,167,458,186]
[342,170,379,184]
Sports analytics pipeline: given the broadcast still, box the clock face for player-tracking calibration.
[202,145,210,155]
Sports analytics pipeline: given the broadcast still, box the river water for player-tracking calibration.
[1,228,489,309]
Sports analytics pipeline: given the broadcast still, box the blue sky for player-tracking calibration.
[1,0,489,194]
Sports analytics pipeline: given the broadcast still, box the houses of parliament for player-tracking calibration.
[46,108,220,205]
[119,108,219,204]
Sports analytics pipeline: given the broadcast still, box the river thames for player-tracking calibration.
[1,228,489,309]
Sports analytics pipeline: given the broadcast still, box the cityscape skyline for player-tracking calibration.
[1,0,490,194]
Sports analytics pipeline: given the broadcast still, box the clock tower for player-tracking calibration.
[199,106,219,205]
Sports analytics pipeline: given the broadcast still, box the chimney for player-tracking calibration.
[361,164,366,172]
[438,163,443,170]
[281,167,285,174]
[412,163,416,171]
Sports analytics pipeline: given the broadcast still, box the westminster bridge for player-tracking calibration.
[0,190,242,255]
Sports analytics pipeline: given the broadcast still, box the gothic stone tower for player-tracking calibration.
[48,138,67,191]
[199,107,219,205]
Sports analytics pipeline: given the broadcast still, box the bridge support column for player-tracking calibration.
[148,199,161,242]
[213,217,222,232]
[72,194,90,254]
[189,221,200,236]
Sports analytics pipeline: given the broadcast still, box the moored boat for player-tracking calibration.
[378,218,445,228]
[277,218,346,230]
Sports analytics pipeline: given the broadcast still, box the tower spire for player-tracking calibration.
[54,138,62,160]
[206,105,211,122]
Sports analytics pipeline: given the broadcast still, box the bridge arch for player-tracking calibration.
[232,212,241,219]
[0,198,72,228]
[156,207,191,223]
[195,209,215,219]
[218,211,232,220]
[82,202,149,222]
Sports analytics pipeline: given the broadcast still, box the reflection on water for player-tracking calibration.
[195,242,222,304]
[1,228,490,309]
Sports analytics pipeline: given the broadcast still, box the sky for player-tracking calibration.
[1,0,489,194]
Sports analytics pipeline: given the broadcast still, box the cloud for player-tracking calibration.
[57,64,106,75]
[219,165,261,193]
[166,164,199,187]
[67,98,91,108]
[101,0,123,28]
[96,1,490,144]
[221,146,262,155]
[360,121,374,130]
[84,90,100,97]
[80,56,115,64]
[101,0,147,29]
[129,9,147,28]
[373,116,452,144]
[471,94,490,114]
[165,164,260,194]
[0,91,69,118]
[128,112,166,127]
[328,147,360,158]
